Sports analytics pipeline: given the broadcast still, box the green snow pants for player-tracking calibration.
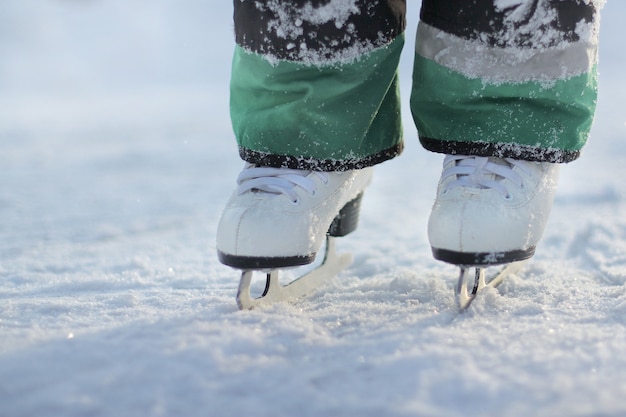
[230,0,601,171]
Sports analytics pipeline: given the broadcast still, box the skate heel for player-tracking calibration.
[328,193,363,237]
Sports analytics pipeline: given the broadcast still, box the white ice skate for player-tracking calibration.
[428,155,559,308]
[217,163,373,309]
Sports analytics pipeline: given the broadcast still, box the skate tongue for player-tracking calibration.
[442,155,527,198]
[237,164,328,202]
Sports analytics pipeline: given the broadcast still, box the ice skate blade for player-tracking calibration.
[236,237,352,310]
[455,261,526,310]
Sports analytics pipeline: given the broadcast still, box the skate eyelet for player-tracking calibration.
[503,194,513,201]
[290,197,301,205]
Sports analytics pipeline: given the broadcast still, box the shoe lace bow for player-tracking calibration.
[237,164,328,203]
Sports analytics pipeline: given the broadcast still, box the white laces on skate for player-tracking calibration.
[237,164,329,204]
[442,155,534,199]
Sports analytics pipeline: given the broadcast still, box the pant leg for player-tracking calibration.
[411,0,602,163]
[231,0,406,171]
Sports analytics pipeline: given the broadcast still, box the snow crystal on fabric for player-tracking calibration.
[415,22,597,85]
[254,0,396,66]
[488,0,602,50]
[417,0,604,84]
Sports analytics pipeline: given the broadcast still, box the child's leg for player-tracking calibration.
[218,1,408,277]
[411,0,600,161]
[231,0,407,171]
[411,0,603,266]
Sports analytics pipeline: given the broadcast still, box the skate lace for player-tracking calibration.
[441,155,533,199]
[237,164,329,203]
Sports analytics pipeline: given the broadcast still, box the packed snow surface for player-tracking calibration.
[1,1,625,416]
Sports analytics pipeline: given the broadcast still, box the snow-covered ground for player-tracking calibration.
[1,1,625,416]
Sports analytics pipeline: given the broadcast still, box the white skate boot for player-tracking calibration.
[428,155,559,308]
[217,163,373,308]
